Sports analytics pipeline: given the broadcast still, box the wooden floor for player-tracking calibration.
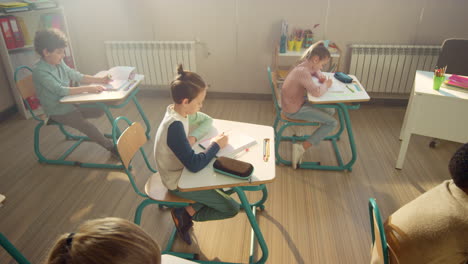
[0,95,460,263]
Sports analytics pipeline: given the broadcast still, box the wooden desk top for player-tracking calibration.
[178,119,276,192]
[59,74,144,104]
[307,72,370,104]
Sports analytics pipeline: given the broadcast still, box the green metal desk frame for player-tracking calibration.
[160,185,270,264]
[274,102,360,171]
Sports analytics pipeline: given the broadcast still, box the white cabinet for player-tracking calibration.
[0,7,76,118]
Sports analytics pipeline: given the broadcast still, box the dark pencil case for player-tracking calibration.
[213,157,254,180]
[334,72,353,83]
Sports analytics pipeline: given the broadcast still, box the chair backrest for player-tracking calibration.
[14,66,36,100]
[436,39,468,75]
[0,233,30,264]
[368,198,389,264]
[117,122,148,169]
[267,66,282,114]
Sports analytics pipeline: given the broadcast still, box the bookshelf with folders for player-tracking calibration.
[0,6,76,118]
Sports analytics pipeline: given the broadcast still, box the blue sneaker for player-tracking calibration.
[171,208,193,245]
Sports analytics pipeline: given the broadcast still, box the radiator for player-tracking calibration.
[349,45,440,94]
[104,41,196,87]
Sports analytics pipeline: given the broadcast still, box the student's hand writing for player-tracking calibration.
[187,136,197,146]
[318,74,327,83]
[88,85,105,93]
[324,78,332,88]
[213,133,228,149]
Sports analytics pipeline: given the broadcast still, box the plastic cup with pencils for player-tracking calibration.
[433,66,446,91]
[288,39,295,51]
[294,39,303,52]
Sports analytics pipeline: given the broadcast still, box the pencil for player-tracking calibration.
[265,139,270,162]
[346,84,355,93]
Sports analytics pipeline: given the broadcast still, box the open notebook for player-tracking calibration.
[198,128,257,158]
[93,66,136,91]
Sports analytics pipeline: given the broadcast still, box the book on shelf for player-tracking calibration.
[15,16,30,44]
[0,2,29,13]
[22,0,57,10]
[0,15,16,49]
[93,66,136,91]
[7,15,24,48]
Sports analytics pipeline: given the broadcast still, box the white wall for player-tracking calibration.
[59,0,468,94]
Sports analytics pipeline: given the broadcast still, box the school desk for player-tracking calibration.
[177,119,275,264]
[59,74,151,139]
[396,71,468,169]
[295,72,370,171]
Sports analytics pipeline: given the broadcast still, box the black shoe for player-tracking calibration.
[171,208,193,245]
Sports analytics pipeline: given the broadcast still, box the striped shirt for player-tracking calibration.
[281,62,328,114]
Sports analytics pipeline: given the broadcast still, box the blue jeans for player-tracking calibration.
[284,102,338,146]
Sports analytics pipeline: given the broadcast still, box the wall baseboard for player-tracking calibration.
[0,105,17,122]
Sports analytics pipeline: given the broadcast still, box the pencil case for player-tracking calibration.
[213,157,254,180]
[334,72,353,83]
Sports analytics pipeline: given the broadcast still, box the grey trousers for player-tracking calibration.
[284,102,338,146]
[50,107,113,151]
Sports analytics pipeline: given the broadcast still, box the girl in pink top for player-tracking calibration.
[281,41,337,169]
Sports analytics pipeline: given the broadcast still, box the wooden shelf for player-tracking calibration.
[8,45,34,53]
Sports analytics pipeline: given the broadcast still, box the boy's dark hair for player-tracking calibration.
[34,28,68,57]
[170,64,206,104]
[449,143,468,189]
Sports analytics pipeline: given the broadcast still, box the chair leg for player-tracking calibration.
[0,233,30,264]
[134,199,155,225]
[275,124,292,166]
[33,122,126,169]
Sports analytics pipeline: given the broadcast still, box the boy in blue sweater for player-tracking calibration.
[153,64,239,244]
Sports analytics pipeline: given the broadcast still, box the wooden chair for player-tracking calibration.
[112,116,197,260]
[0,233,30,264]
[14,66,123,169]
